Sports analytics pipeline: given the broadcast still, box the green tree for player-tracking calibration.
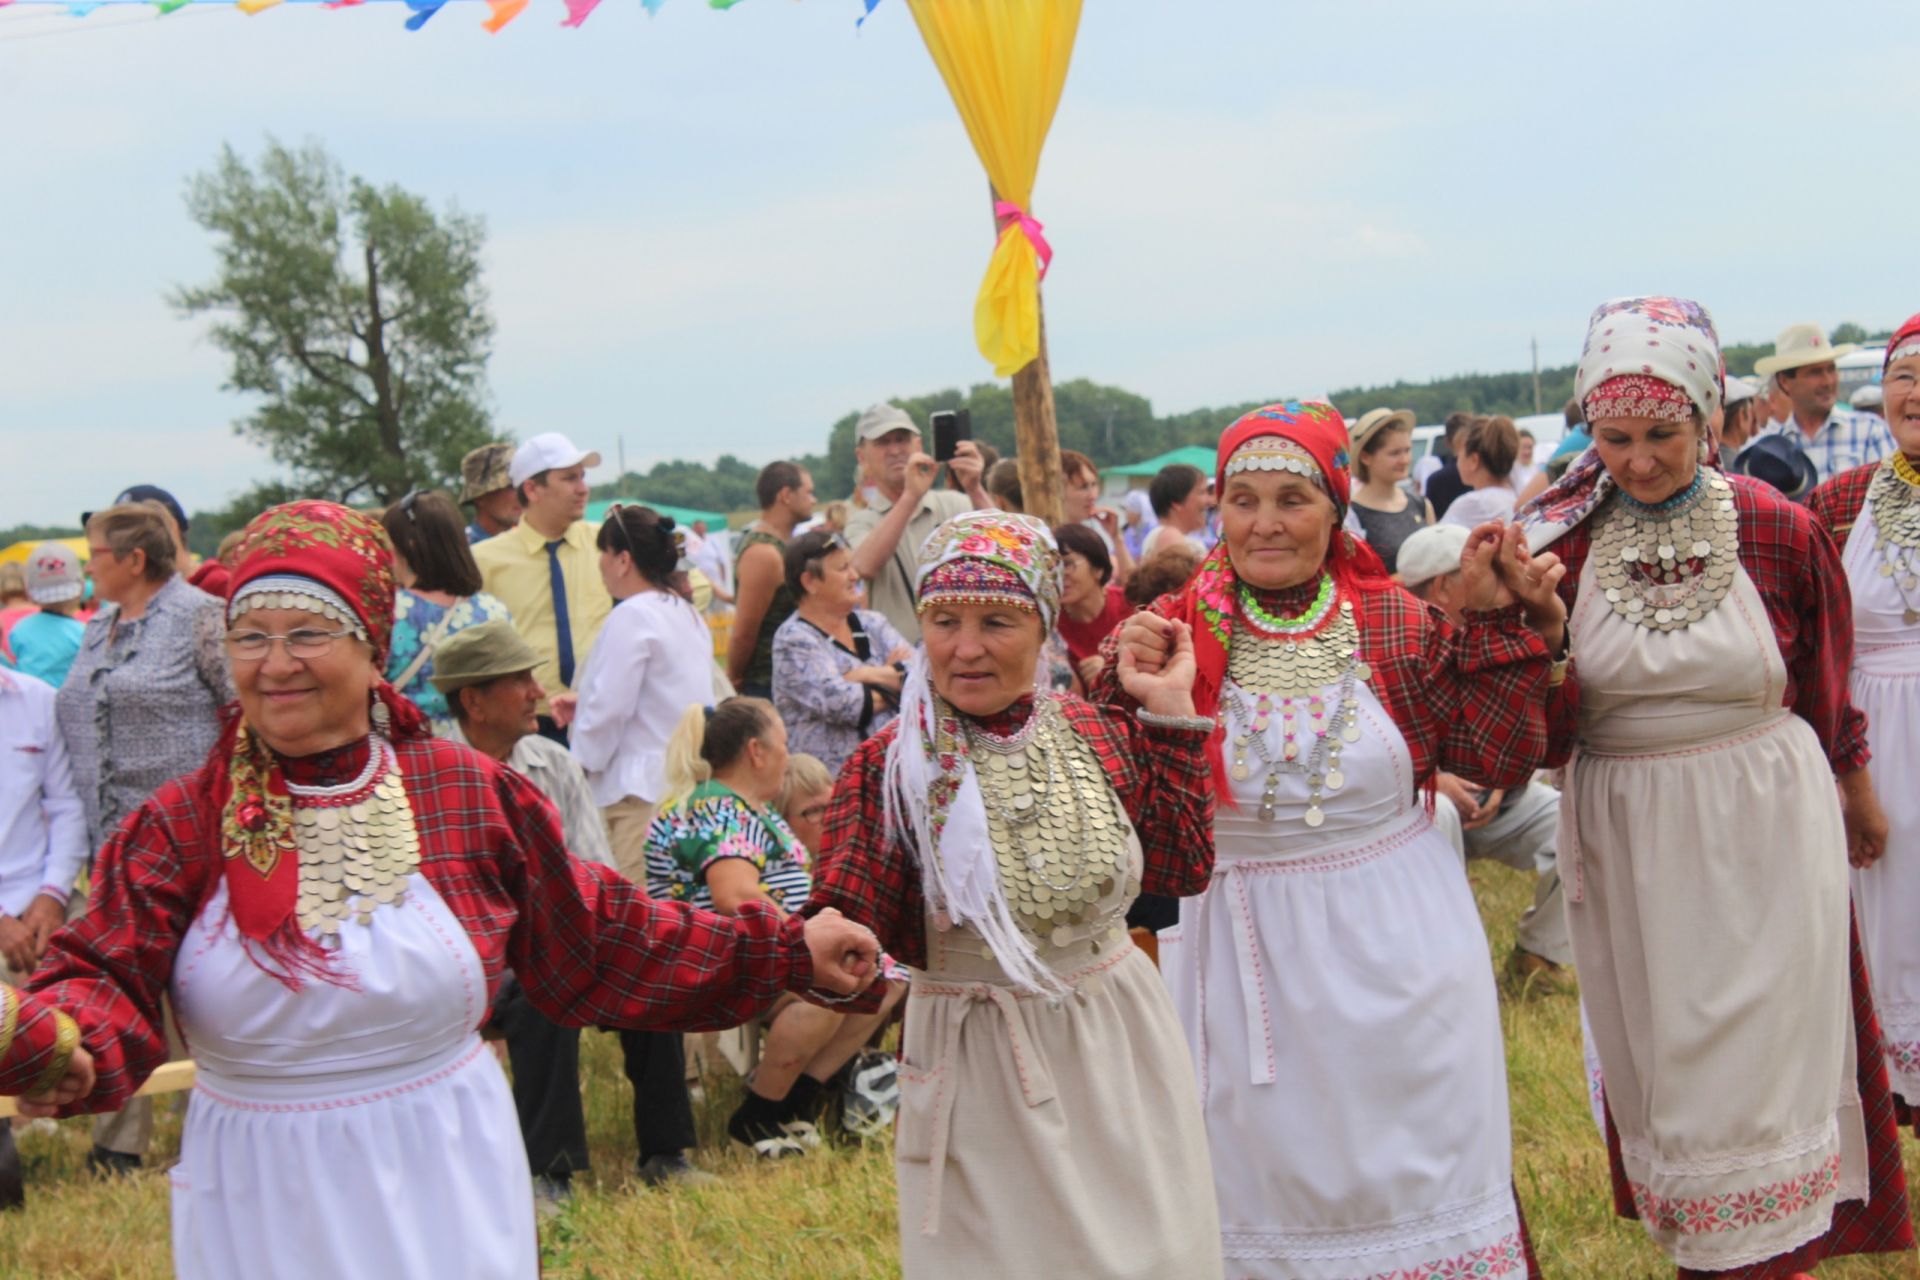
[174,139,500,508]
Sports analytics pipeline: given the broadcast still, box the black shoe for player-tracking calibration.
[0,1126,23,1212]
[86,1145,142,1178]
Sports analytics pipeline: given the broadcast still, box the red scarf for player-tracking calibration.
[1160,403,1393,797]
[208,501,428,987]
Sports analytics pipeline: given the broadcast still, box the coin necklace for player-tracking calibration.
[963,698,1130,945]
[1225,574,1371,827]
[286,737,422,941]
[1868,451,1920,626]
[1590,468,1739,632]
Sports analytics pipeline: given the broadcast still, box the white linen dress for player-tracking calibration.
[167,876,535,1280]
[1158,682,1529,1279]
[1840,499,1920,1102]
[1562,553,1863,1273]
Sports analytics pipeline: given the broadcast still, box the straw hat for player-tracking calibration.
[1753,323,1858,377]
[1349,407,1417,454]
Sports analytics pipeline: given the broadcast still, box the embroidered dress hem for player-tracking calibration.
[1221,1188,1526,1278]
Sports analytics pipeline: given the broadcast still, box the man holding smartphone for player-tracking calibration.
[842,403,989,643]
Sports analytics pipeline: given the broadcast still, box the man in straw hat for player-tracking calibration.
[1754,322,1894,483]
[459,442,522,544]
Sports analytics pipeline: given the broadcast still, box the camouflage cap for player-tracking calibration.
[458,442,516,503]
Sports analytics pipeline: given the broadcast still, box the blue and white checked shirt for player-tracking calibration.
[1758,409,1895,484]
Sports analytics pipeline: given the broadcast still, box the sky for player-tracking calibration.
[3,0,1918,527]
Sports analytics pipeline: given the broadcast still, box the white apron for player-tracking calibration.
[1841,501,1920,1103]
[895,832,1222,1280]
[1159,682,1528,1279]
[1563,552,1862,1273]
[168,877,536,1280]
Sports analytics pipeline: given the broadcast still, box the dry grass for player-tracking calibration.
[5,864,1920,1278]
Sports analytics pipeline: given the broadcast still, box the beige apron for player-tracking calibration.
[1563,551,1862,1272]
[895,832,1222,1280]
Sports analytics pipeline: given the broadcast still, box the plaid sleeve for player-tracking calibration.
[1064,698,1215,897]
[804,727,924,970]
[4,784,209,1110]
[494,764,815,1032]
[1807,465,1875,543]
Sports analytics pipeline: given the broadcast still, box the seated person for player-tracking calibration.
[645,701,906,1156]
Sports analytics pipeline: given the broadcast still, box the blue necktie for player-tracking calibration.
[546,540,575,689]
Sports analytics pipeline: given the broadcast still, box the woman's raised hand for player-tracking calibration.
[15,1043,94,1118]
[1460,523,1517,611]
[1116,614,1174,677]
[1118,618,1199,718]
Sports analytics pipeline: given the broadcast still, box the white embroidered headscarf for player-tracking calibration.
[1520,296,1724,552]
[882,512,1069,996]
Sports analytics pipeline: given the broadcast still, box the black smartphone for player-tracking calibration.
[930,408,971,463]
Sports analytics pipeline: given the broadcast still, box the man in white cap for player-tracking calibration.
[1397,524,1571,984]
[841,403,987,642]
[471,432,612,743]
[1754,322,1894,483]
[2,543,86,687]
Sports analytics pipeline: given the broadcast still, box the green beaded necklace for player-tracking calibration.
[1236,573,1337,638]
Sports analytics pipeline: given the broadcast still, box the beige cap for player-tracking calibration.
[855,403,918,443]
[1753,323,1859,377]
[430,621,542,695]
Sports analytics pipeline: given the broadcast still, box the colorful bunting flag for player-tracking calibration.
[0,0,887,35]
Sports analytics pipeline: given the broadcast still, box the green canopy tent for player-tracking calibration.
[584,499,734,530]
[1099,445,1216,493]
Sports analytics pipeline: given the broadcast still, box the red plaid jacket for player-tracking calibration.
[1096,591,1558,791]
[1544,474,1868,773]
[0,737,812,1111]
[805,695,1214,972]
[1806,463,1878,546]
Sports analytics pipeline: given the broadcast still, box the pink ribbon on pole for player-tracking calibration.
[992,200,1052,280]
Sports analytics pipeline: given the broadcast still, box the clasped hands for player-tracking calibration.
[1462,522,1568,655]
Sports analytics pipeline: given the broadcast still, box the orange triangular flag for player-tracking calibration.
[482,0,527,30]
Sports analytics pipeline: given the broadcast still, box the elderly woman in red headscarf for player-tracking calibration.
[1099,402,1566,1280]
[0,502,879,1280]
[1527,297,1911,1279]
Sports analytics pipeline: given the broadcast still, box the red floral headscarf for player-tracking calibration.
[209,501,428,986]
[1159,403,1392,794]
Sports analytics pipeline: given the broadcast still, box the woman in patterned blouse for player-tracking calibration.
[54,502,234,1173]
[0,501,881,1280]
[647,701,904,1157]
[381,490,512,736]
[771,530,912,778]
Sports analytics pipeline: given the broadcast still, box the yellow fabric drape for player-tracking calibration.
[905,0,1083,377]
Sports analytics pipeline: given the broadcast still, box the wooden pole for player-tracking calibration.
[1012,296,1065,526]
[991,190,1064,526]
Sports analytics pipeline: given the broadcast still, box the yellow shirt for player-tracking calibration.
[471,518,612,712]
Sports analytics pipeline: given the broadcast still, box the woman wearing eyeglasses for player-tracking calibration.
[381,490,512,737]
[771,529,913,779]
[0,501,882,1280]
[52,501,234,1175]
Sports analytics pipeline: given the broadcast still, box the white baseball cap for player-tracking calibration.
[855,403,918,443]
[1853,383,1884,410]
[1395,524,1471,589]
[1723,375,1759,406]
[509,433,602,488]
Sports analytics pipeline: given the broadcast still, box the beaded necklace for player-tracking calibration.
[1223,574,1372,827]
[1868,452,1920,625]
[1590,468,1740,632]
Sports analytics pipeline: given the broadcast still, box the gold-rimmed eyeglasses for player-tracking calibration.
[224,627,358,662]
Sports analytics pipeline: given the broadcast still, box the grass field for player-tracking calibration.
[4,862,1919,1278]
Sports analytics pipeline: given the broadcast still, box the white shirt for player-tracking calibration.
[568,589,716,808]
[686,530,732,596]
[0,671,88,917]
[446,723,612,867]
[1438,485,1517,530]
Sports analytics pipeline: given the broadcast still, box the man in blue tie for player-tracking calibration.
[471,433,612,744]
